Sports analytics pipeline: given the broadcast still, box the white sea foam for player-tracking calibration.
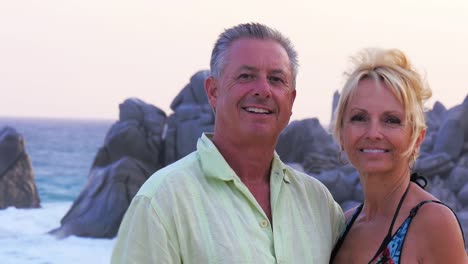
[0,202,116,264]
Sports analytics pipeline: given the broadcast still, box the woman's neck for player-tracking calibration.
[359,169,411,220]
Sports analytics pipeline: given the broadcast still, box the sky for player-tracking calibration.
[1,0,467,125]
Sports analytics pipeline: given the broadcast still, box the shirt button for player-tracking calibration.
[260,220,269,228]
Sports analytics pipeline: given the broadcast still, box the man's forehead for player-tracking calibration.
[235,65,289,74]
[227,38,289,59]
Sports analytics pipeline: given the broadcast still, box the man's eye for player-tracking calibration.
[350,114,366,122]
[268,76,284,84]
[238,74,254,80]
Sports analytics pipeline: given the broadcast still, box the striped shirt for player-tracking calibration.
[111,133,344,264]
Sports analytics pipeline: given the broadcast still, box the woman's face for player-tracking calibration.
[340,78,413,175]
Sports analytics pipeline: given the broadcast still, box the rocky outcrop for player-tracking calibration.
[164,70,214,165]
[276,118,340,174]
[49,157,151,238]
[50,98,166,238]
[0,126,40,209]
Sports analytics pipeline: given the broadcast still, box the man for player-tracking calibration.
[111,23,344,263]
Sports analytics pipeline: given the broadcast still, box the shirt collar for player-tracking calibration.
[198,133,290,183]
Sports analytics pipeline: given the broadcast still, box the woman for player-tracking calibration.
[329,48,467,263]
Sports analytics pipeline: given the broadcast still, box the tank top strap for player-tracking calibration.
[370,183,411,262]
[410,172,428,189]
[408,200,466,246]
[329,203,364,262]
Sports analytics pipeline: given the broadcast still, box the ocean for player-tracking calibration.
[0,117,116,264]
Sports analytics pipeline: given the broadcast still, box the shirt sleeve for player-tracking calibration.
[329,195,345,245]
[111,195,180,264]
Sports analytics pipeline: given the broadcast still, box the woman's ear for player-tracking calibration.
[415,129,426,149]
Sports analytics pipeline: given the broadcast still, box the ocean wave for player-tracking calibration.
[0,202,115,264]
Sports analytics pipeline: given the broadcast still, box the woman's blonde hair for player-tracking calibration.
[331,48,432,158]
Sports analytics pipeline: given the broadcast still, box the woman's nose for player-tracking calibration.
[366,121,383,140]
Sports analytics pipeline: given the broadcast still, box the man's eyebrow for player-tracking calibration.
[235,66,289,78]
[270,69,286,75]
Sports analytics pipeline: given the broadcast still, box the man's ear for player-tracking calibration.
[288,89,296,116]
[290,89,296,105]
[205,76,218,109]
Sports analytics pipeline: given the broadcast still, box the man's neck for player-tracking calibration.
[211,135,276,221]
[211,134,276,182]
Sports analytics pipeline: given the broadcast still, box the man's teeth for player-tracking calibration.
[361,149,386,153]
[245,107,270,114]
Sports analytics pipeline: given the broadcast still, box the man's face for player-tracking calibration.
[205,38,296,145]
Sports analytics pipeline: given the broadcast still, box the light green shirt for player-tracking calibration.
[111,134,344,264]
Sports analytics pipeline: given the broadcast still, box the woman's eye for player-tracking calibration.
[350,114,366,122]
[385,116,401,125]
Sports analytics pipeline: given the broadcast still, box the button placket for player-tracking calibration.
[259,219,269,228]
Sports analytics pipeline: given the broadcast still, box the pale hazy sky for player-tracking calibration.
[1,0,467,124]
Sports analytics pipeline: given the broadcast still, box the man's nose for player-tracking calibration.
[253,77,272,98]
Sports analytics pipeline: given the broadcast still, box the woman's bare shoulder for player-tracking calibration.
[410,201,467,263]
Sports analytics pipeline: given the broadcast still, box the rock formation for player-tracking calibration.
[0,126,40,209]
[164,70,214,165]
[49,98,166,238]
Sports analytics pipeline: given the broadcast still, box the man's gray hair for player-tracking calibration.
[209,23,299,87]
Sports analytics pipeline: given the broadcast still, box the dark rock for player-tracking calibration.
[313,170,340,190]
[425,101,446,132]
[433,119,464,160]
[456,211,468,247]
[457,183,468,206]
[95,98,166,171]
[462,142,468,155]
[428,176,460,211]
[50,99,166,238]
[170,70,211,108]
[303,152,340,174]
[164,70,214,165]
[448,166,468,193]
[0,127,40,209]
[457,154,468,168]
[0,127,22,175]
[49,157,150,238]
[415,152,454,178]
[420,131,435,154]
[353,182,364,202]
[433,100,468,160]
[276,118,339,171]
[330,171,356,204]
